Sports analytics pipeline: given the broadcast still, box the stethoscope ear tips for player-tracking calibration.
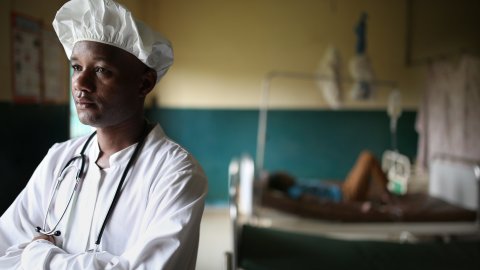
[35,226,41,233]
[54,231,62,236]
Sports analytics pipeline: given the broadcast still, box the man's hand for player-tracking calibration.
[32,234,56,245]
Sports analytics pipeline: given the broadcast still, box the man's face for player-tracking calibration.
[70,41,146,128]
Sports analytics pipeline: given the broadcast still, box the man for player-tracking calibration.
[0,0,207,269]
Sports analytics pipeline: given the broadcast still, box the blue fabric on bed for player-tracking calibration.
[287,181,342,202]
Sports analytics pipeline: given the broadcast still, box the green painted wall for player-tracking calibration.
[264,110,418,180]
[147,108,418,205]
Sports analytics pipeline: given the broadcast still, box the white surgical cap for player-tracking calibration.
[52,0,173,83]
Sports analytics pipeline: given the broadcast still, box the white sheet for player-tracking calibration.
[429,159,478,210]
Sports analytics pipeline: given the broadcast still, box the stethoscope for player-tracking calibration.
[35,125,149,247]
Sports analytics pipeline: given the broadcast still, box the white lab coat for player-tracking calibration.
[0,124,207,269]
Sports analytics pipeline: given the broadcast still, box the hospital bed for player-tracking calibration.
[224,70,480,269]
[226,156,480,270]
[248,70,480,239]
[229,153,480,238]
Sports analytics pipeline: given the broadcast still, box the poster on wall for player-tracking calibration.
[42,30,68,103]
[11,13,43,103]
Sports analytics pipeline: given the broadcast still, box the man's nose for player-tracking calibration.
[73,69,95,92]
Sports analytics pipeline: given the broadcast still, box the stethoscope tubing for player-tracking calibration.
[37,132,96,236]
[36,124,150,247]
[39,158,83,236]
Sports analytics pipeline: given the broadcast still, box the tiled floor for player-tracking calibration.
[196,207,231,270]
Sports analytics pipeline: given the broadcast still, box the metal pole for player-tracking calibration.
[474,165,480,228]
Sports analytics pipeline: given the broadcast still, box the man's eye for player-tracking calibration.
[95,67,108,73]
[71,64,81,71]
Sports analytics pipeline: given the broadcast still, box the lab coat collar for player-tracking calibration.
[86,123,166,168]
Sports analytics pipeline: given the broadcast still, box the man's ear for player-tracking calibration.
[139,68,157,97]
